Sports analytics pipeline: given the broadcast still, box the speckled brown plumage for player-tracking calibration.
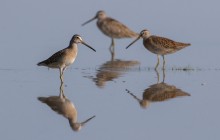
[144,35,190,55]
[126,29,191,69]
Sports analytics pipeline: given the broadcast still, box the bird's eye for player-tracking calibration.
[99,12,104,16]
[75,36,82,41]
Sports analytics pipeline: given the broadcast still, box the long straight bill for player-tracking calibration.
[82,42,96,52]
[126,36,141,49]
[82,17,96,26]
[81,115,96,126]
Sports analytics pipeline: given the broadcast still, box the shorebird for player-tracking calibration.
[126,29,190,69]
[37,34,96,83]
[38,83,95,131]
[82,10,138,47]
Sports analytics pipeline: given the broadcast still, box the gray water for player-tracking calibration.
[0,0,220,140]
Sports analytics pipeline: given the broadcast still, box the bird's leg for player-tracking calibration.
[61,67,66,82]
[111,38,115,47]
[162,66,166,83]
[109,38,115,53]
[62,67,66,76]
[59,81,65,99]
[154,55,160,70]
[109,38,115,61]
[59,68,64,84]
[162,55,165,70]
[111,49,115,61]
[109,46,115,61]
[155,68,160,83]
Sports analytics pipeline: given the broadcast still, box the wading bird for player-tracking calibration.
[126,29,190,69]
[82,10,138,48]
[37,34,96,83]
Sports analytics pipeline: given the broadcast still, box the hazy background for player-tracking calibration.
[0,0,219,140]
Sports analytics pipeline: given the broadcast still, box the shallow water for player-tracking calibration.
[0,0,220,140]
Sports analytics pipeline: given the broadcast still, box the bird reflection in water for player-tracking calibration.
[92,49,140,88]
[126,69,190,108]
[38,83,95,131]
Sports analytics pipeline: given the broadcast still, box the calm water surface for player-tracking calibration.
[0,0,220,140]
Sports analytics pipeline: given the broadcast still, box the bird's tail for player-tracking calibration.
[37,61,46,66]
[182,42,191,47]
[38,97,47,103]
[185,43,191,46]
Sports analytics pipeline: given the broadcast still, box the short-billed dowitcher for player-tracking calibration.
[126,29,190,69]
[37,34,96,83]
[38,83,95,131]
[82,10,138,47]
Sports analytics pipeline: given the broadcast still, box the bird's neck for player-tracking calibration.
[68,43,78,51]
[143,35,150,40]
[97,19,102,24]
[97,16,107,22]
